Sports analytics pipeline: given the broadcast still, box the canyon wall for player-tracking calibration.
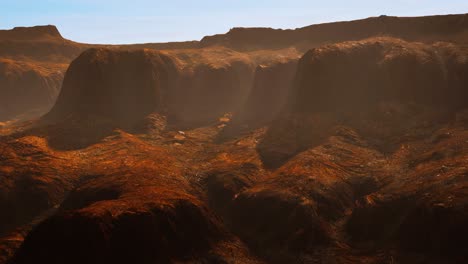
[0,59,64,121]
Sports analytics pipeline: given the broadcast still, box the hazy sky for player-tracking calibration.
[2,0,468,44]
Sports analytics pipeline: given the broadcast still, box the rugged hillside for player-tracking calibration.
[165,48,256,127]
[201,14,468,50]
[1,14,468,264]
[0,131,263,264]
[259,37,468,166]
[0,26,88,121]
[0,59,65,121]
[44,47,256,129]
[227,58,298,131]
[247,37,468,262]
[292,38,468,113]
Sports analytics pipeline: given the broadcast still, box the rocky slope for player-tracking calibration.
[249,37,468,262]
[0,59,65,122]
[292,38,468,113]
[45,48,176,125]
[259,37,468,166]
[0,25,87,121]
[1,14,468,264]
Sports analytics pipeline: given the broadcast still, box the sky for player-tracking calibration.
[2,0,468,44]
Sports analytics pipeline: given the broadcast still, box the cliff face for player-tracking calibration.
[293,38,468,113]
[167,48,255,127]
[45,48,177,126]
[44,47,256,130]
[236,60,298,127]
[0,59,64,121]
[218,59,298,140]
[259,38,468,167]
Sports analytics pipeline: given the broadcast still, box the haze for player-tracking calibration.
[2,0,468,44]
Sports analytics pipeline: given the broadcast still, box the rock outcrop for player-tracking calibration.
[44,47,256,130]
[293,38,468,113]
[246,37,468,262]
[44,48,177,126]
[259,38,468,167]
[6,132,261,264]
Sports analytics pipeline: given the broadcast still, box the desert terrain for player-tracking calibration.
[0,14,467,263]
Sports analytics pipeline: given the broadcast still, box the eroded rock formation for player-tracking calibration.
[0,25,86,121]
[45,48,177,126]
[166,48,255,127]
[0,59,64,121]
[43,47,256,132]
[1,14,468,264]
[259,38,468,166]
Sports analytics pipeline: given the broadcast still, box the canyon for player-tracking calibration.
[0,14,467,263]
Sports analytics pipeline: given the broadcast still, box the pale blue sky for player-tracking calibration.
[2,0,468,44]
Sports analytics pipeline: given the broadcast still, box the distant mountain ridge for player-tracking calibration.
[0,25,63,41]
[200,13,468,50]
[1,13,468,51]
